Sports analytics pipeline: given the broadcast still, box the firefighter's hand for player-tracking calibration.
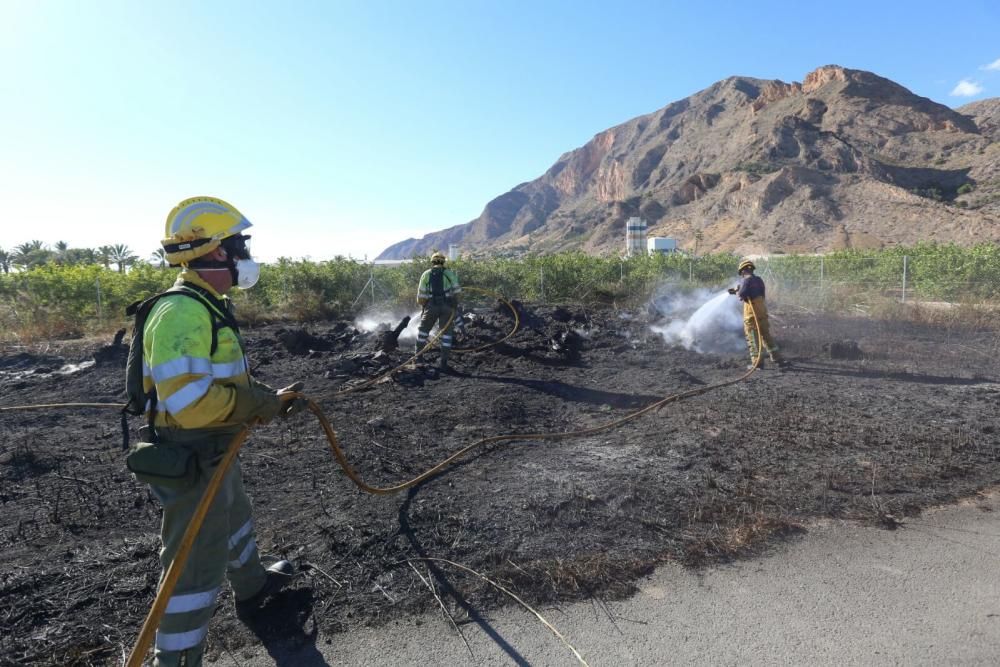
[230,386,283,425]
[277,381,308,418]
[727,287,737,295]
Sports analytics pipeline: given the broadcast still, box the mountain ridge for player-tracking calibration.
[378,65,1000,259]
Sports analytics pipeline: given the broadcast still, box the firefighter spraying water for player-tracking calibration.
[727,259,788,369]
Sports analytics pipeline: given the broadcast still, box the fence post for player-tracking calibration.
[689,259,693,283]
[96,277,103,325]
[901,255,908,303]
[539,266,545,303]
[369,263,376,306]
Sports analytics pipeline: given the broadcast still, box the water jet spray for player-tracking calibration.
[650,288,744,354]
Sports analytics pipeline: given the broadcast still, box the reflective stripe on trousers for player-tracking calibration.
[418,303,454,342]
[151,457,266,666]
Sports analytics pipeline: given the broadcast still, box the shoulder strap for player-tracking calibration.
[120,285,240,448]
[172,283,240,355]
[175,282,238,327]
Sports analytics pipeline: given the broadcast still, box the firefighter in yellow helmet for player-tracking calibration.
[137,197,307,666]
[727,259,787,369]
[415,251,461,370]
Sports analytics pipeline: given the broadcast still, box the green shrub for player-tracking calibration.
[2,244,999,342]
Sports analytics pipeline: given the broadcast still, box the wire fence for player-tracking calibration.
[1,250,999,342]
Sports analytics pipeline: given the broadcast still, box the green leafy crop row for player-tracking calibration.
[1,243,998,342]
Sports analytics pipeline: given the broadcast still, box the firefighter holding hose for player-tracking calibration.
[129,197,307,666]
[728,259,787,369]
[415,251,461,370]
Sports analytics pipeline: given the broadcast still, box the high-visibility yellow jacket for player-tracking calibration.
[142,270,251,430]
[417,267,461,306]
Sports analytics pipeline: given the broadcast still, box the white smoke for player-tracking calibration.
[650,287,745,354]
[396,312,422,341]
[352,310,422,340]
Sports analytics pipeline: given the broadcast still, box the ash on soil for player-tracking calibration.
[1,302,999,665]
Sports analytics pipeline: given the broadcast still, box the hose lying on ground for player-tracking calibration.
[127,300,764,665]
[2,299,764,666]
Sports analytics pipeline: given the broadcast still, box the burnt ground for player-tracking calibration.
[1,301,999,665]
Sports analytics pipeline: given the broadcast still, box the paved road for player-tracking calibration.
[221,496,1000,666]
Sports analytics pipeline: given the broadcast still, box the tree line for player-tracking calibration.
[0,241,166,274]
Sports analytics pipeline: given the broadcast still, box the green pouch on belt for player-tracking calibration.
[126,441,198,489]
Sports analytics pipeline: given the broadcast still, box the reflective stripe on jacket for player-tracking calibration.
[142,270,251,429]
[417,268,461,304]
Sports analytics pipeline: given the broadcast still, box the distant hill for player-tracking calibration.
[378,65,1000,259]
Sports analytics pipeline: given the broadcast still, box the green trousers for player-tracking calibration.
[149,436,267,667]
[416,301,455,367]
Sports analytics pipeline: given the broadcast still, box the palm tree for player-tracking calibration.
[96,245,113,269]
[13,240,51,269]
[0,247,10,274]
[108,244,138,273]
[14,240,44,258]
[54,240,69,264]
[65,247,97,265]
[151,248,167,269]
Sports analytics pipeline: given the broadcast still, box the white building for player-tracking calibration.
[647,237,677,254]
[625,217,647,257]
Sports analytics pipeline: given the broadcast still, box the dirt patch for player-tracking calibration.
[827,339,864,360]
[1,303,999,665]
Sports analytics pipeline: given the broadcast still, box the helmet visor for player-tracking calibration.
[222,234,253,261]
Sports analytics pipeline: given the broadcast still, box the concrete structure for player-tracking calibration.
[647,237,677,254]
[625,217,647,257]
[448,244,460,261]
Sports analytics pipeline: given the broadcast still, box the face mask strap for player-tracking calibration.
[192,236,257,288]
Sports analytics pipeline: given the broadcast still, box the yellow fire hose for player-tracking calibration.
[132,301,762,665]
[0,297,764,665]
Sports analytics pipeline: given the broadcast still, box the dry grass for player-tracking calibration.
[683,509,802,566]
[235,288,344,325]
[0,306,116,346]
[779,284,1000,331]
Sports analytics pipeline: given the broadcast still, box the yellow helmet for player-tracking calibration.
[431,251,446,265]
[738,259,755,274]
[162,197,252,266]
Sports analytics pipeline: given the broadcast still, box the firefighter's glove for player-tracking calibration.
[727,287,737,295]
[276,381,308,419]
[230,385,284,425]
[252,378,276,392]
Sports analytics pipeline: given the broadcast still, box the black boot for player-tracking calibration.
[236,560,296,621]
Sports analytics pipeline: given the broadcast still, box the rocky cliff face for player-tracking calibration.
[379,65,1000,259]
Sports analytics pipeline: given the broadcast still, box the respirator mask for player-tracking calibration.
[222,235,260,289]
[234,258,260,289]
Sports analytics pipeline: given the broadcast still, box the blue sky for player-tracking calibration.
[1,0,998,262]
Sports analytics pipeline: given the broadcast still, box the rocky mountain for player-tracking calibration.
[378,66,1000,259]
